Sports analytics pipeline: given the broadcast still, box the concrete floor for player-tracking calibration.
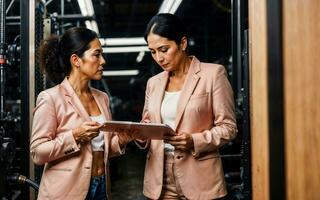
[110,144,147,200]
[109,144,243,200]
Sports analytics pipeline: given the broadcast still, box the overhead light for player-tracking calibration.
[100,37,149,53]
[87,20,99,34]
[101,37,147,46]
[158,0,169,13]
[100,37,148,54]
[136,51,145,63]
[84,20,98,34]
[158,0,183,14]
[85,20,92,29]
[90,20,99,34]
[77,0,94,16]
[102,70,140,76]
[103,46,149,53]
[77,0,88,16]
[77,0,99,34]
[84,0,94,16]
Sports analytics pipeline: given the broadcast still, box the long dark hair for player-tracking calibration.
[39,27,98,84]
[144,13,187,45]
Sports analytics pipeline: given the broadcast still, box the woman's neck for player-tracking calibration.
[67,75,90,95]
[171,56,191,78]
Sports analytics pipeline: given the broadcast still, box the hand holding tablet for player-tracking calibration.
[100,121,175,140]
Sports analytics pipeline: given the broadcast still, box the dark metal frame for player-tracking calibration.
[266,0,285,200]
[0,0,8,195]
[231,0,250,199]
[0,0,7,118]
[241,28,250,200]
[20,0,31,198]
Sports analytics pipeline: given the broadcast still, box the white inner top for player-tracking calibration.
[161,91,181,154]
[90,114,105,151]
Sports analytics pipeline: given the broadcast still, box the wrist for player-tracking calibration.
[118,134,132,148]
[72,128,81,143]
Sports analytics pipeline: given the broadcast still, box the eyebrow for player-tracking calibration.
[149,45,169,51]
[93,49,103,53]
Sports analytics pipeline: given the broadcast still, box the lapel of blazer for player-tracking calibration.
[91,89,111,121]
[60,78,92,152]
[60,78,91,121]
[154,72,169,123]
[90,89,112,161]
[175,57,201,129]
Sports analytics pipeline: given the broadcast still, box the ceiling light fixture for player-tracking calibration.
[100,37,148,53]
[102,37,147,46]
[77,0,88,16]
[77,0,99,34]
[158,0,183,14]
[102,70,140,76]
[102,46,149,53]
[136,51,145,63]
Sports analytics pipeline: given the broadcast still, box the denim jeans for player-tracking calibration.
[85,175,108,200]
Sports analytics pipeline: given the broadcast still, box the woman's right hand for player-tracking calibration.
[72,121,103,144]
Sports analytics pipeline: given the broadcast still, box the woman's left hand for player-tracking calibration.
[116,129,136,147]
[164,132,194,151]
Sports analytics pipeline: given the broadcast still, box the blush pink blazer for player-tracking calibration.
[140,57,237,200]
[30,78,123,200]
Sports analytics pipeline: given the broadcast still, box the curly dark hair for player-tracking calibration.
[39,27,98,84]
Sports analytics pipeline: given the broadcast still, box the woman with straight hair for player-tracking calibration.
[137,13,237,200]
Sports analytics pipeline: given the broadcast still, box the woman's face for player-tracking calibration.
[147,32,186,72]
[78,38,105,80]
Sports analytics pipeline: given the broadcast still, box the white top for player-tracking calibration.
[90,114,105,151]
[161,91,181,154]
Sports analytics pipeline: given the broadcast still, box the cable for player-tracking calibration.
[7,174,39,191]
[24,178,40,191]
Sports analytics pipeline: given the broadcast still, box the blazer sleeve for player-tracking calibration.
[134,79,151,149]
[30,91,80,165]
[192,66,237,156]
[109,135,126,157]
[101,93,126,157]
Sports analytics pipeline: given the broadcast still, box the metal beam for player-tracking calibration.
[267,0,285,199]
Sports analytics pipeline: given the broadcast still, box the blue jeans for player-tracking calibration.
[86,175,108,200]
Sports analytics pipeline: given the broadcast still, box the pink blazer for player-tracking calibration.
[140,57,237,200]
[30,78,123,200]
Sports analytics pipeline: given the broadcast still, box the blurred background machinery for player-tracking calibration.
[1,0,42,199]
[0,0,249,199]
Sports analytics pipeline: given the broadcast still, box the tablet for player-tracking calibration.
[101,121,175,140]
